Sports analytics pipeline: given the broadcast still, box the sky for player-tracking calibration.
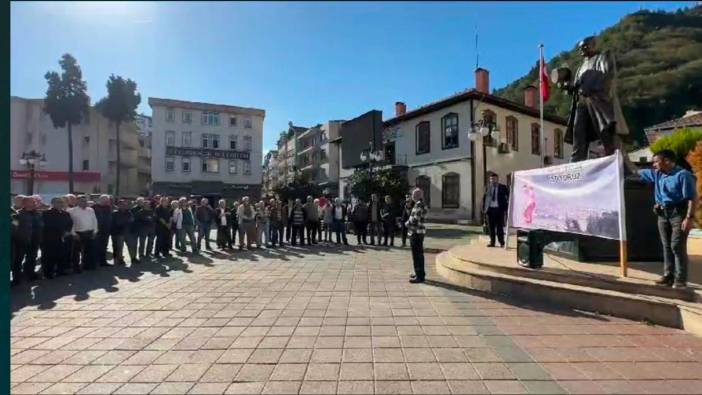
[11,1,694,155]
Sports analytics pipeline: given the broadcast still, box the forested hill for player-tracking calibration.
[493,6,702,146]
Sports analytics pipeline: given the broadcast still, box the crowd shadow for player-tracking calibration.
[11,236,405,316]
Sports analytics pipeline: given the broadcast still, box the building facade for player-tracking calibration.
[383,68,573,222]
[10,96,144,197]
[135,114,153,195]
[262,150,278,195]
[296,121,343,193]
[149,97,265,200]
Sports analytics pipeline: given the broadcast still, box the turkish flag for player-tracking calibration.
[540,54,550,102]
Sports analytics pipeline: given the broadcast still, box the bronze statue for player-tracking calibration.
[553,36,631,165]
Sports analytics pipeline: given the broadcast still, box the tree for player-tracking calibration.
[96,75,141,197]
[348,167,410,206]
[650,128,702,169]
[272,170,323,203]
[44,54,90,193]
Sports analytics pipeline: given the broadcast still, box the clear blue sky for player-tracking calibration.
[11,1,693,154]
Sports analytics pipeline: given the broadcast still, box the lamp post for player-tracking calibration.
[468,118,500,184]
[19,150,47,195]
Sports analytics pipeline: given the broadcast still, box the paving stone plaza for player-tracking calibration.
[10,245,702,394]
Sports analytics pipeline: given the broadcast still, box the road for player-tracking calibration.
[10,243,702,394]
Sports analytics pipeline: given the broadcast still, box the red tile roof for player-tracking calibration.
[644,112,702,132]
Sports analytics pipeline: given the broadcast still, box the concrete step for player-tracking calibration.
[435,250,702,337]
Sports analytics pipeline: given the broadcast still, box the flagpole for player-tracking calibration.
[539,44,545,168]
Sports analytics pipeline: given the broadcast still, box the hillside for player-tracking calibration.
[494,6,702,146]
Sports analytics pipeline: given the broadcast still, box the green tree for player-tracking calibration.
[272,170,323,202]
[96,75,141,197]
[650,128,702,169]
[44,54,90,193]
[348,167,410,205]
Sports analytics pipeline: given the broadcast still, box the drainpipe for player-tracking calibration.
[469,98,477,224]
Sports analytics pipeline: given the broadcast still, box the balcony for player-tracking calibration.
[109,148,138,168]
[297,144,317,156]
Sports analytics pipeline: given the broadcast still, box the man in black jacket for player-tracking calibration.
[41,197,73,278]
[482,173,510,248]
[155,197,173,258]
[93,195,113,267]
[195,198,214,250]
[368,194,382,245]
[112,199,136,265]
[13,197,42,285]
[133,198,155,259]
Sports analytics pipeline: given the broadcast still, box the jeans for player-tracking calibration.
[333,220,348,244]
[369,221,383,245]
[197,222,212,249]
[257,222,270,246]
[657,207,689,282]
[179,225,198,252]
[269,222,282,246]
[410,233,425,280]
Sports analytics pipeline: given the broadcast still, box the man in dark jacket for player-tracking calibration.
[41,197,73,278]
[195,198,214,250]
[352,199,369,245]
[482,173,510,247]
[13,196,42,285]
[380,195,396,247]
[93,195,113,267]
[155,197,172,258]
[111,199,135,265]
[368,194,382,245]
[133,198,155,259]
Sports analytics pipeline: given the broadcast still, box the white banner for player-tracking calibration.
[508,151,626,240]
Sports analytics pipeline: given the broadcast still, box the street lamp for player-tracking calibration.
[19,150,47,195]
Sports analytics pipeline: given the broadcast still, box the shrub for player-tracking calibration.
[650,128,702,169]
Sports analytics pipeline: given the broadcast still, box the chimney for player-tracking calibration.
[524,85,538,109]
[395,102,407,117]
[475,68,489,94]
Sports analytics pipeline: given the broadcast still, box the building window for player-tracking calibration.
[554,128,564,159]
[244,118,252,129]
[202,158,219,173]
[442,173,460,208]
[165,157,175,172]
[166,108,175,123]
[201,111,220,126]
[243,135,252,151]
[229,160,238,174]
[182,111,192,124]
[201,134,209,148]
[229,135,238,150]
[166,130,176,146]
[415,175,431,208]
[506,116,518,151]
[229,116,238,127]
[82,160,89,171]
[182,131,192,147]
[83,136,90,144]
[243,161,251,175]
[182,157,191,173]
[531,123,541,155]
[441,113,459,149]
[415,121,430,155]
[212,134,219,149]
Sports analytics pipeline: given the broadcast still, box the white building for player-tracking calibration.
[148,97,265,200]
[383,68,572,222]
[135,113,153,194]
[296,121,343,193]
[10,96,143,197]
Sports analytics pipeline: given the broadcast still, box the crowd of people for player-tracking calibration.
[10,189,429,286]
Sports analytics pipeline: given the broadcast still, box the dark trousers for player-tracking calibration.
[291,225,305,246]
[76,231,96,270]
[570,104,616,162]
[306,221,319,244]
[230,225,238,247]
[217,225,232,248]
[112,233,126,263]
[285,223,292,242]
[401,224,408,247]
[63,236,80,271]
[41,237,64,277]
[95,232,110,265]
[13,240,39,281]
[269,222,282,246]
[155,226,171,256]
[657,208,689,282]
[333,220,348,244]
[383,222,395,246]
[410,233,425,280]
[137,230,155,257]
[197,223,211,249]
[354,221,368,244]
[486,207,506,246]
[369,221,383,244]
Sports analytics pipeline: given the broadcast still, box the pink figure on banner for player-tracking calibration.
[522,183,536,224]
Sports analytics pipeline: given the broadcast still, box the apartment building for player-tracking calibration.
[149,97,265,200]
[135,113,153,194]
[10,96,144,197]
[296,121,343,192]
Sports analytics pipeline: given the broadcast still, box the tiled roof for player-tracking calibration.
[644,112,702,132]
[148,97,265,117]
[383,89,567,127]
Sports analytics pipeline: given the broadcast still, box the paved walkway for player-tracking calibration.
[10,243,702,394]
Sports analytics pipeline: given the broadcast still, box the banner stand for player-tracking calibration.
[617,150,629,277]
[504,181,515,250]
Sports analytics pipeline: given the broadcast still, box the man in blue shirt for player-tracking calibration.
[638,149,697,288]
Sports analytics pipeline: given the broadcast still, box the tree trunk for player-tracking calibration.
[116,121,121,197]
[67,122,75,193]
